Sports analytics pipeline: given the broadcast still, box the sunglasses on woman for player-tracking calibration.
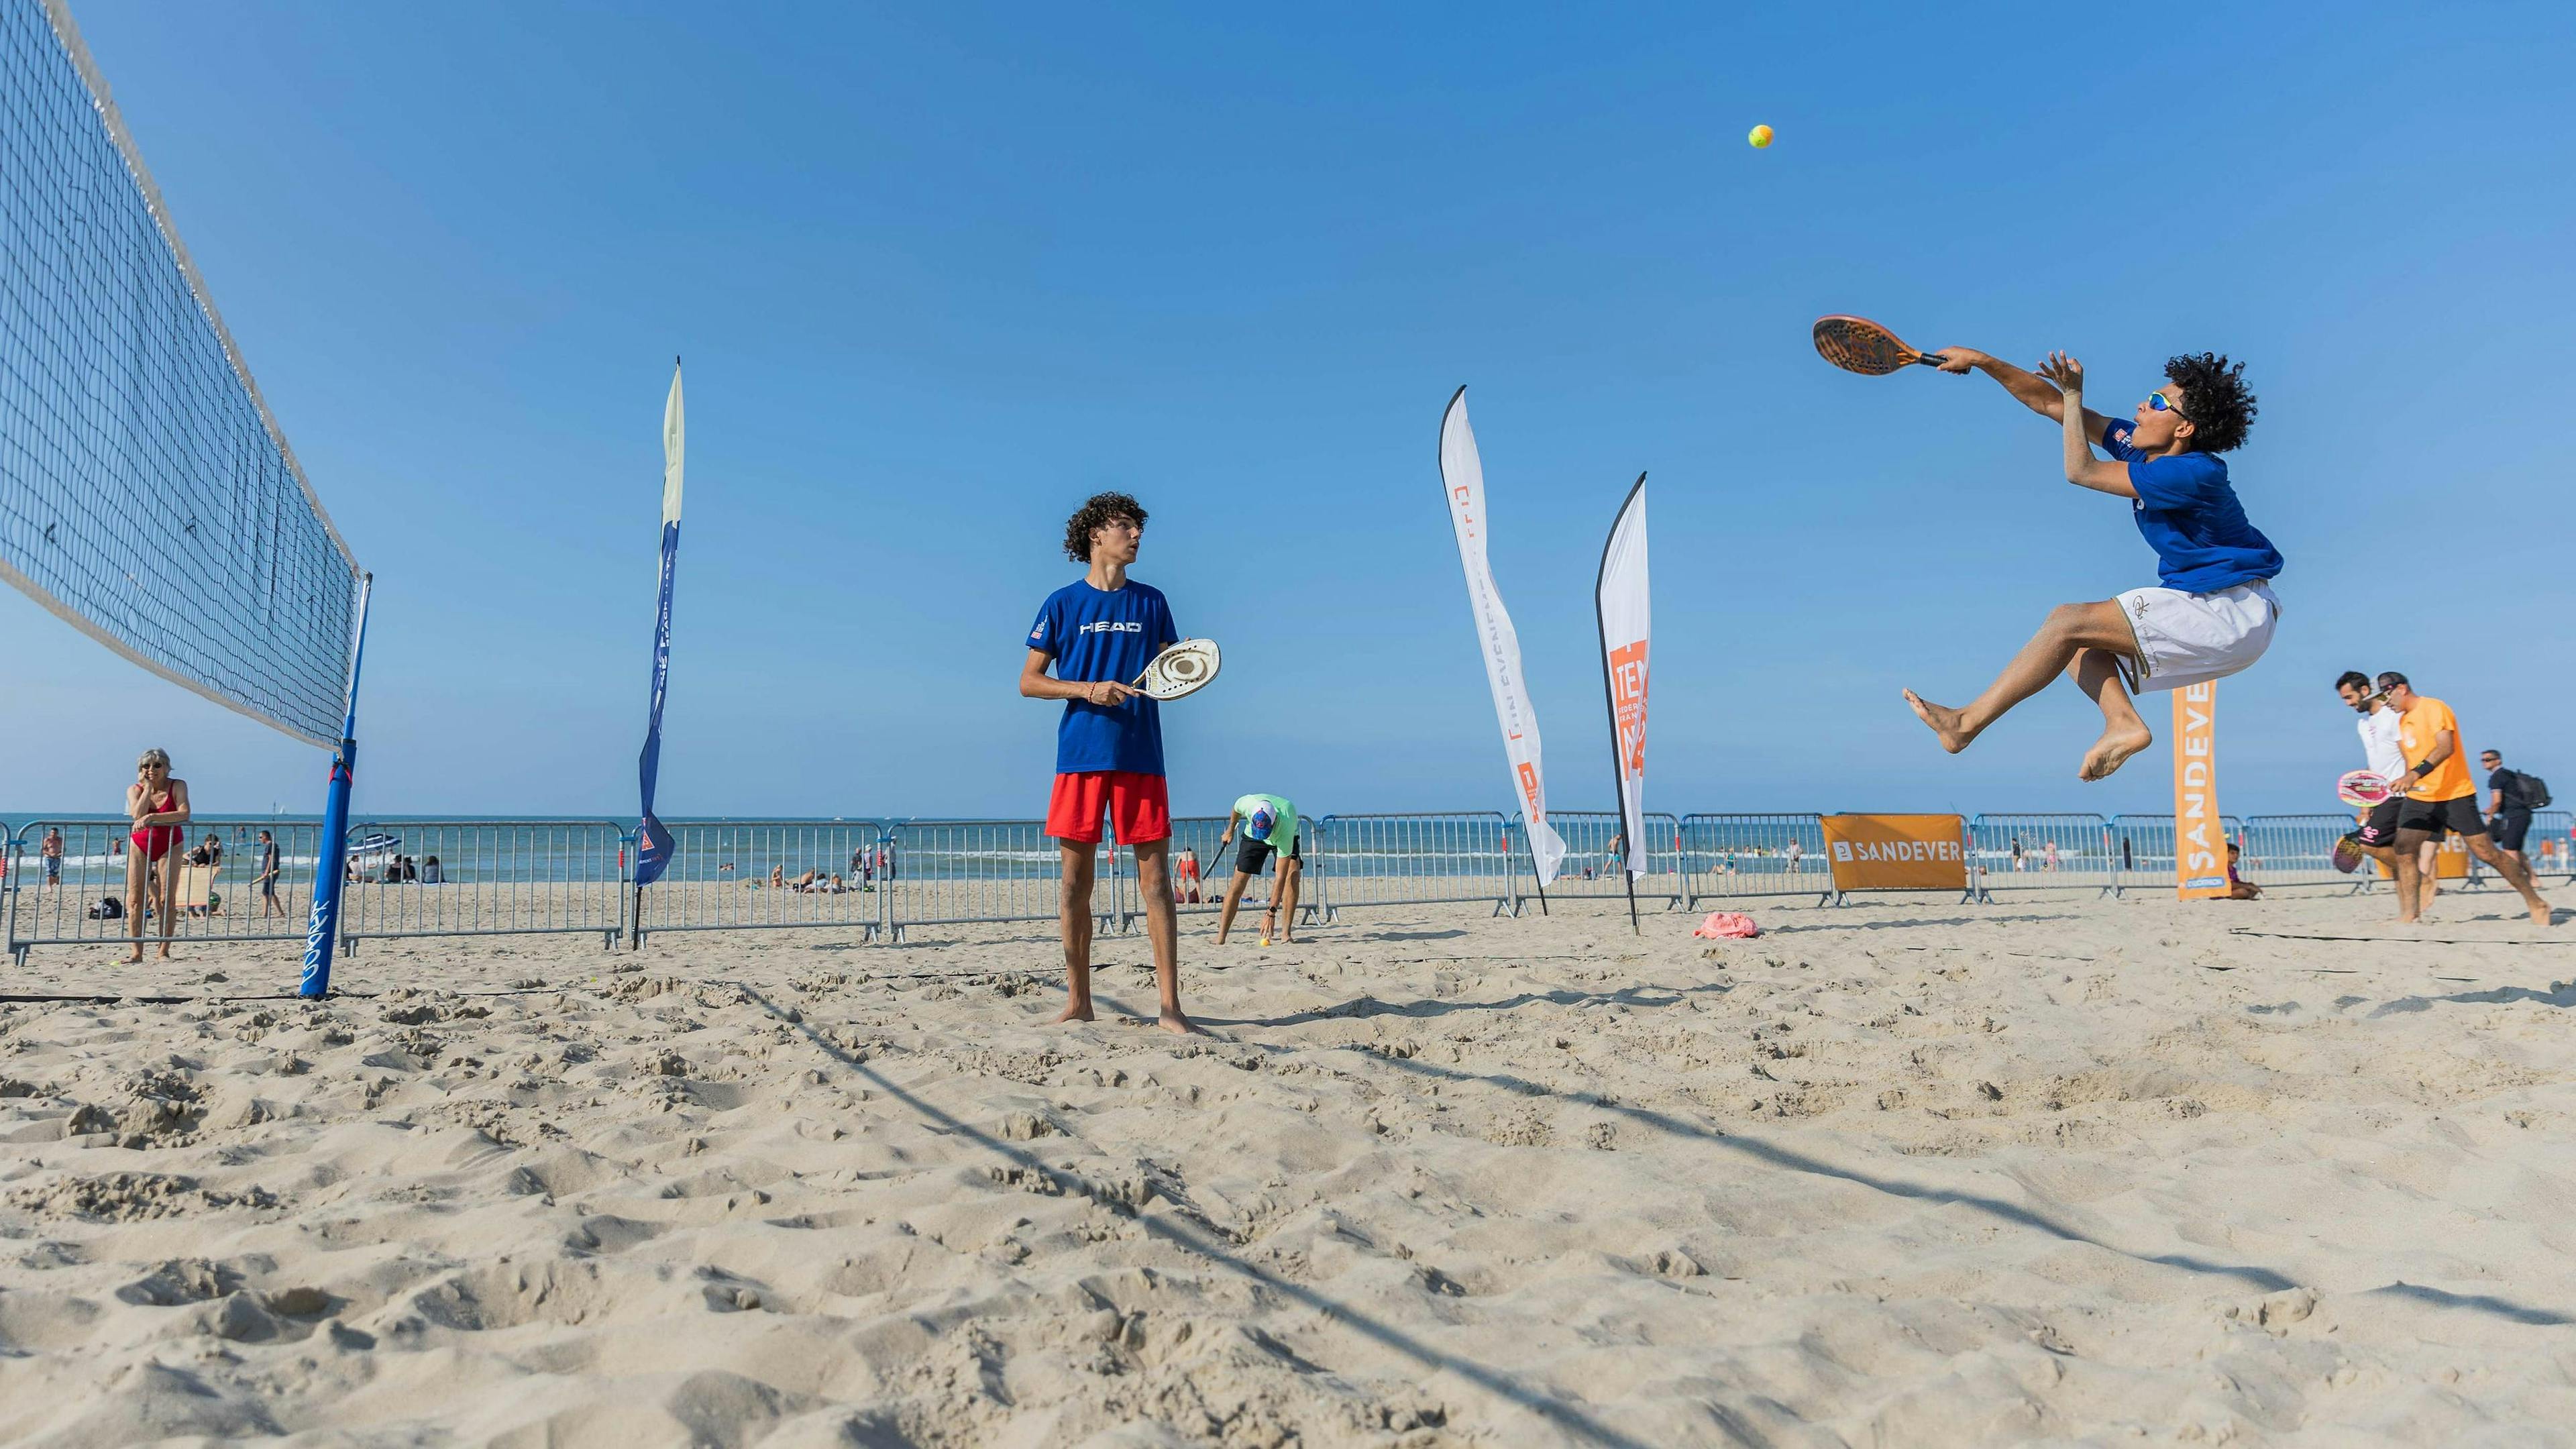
[2147,390,2192,420]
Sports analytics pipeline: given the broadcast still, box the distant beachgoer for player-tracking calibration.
[2223,842,2261,900]
[769,865,786,890]
[41,828,64,887]
[2011,837,2025,871]
[123,749,189,962]
[1785,839,1802,875]
[420,854,444,885]
[792,869,820,892]
[1216,794,1302,945]
[254,830,285,917]
[186,832,222,869]
[2482,749,2543,870]
[2043,839,2059,871]
[1175,847,1202,904]
[2121,836,2133,870]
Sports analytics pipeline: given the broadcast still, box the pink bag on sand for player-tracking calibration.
[1694,910,1759,939]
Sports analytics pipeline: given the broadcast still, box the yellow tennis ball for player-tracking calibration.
[1748,124,1774,149]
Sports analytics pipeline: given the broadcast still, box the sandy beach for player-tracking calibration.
[4,885,2574,1446]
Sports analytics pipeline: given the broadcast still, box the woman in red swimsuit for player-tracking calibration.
[123,749,191,962]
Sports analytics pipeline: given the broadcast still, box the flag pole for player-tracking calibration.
[1595,474,1647,937]
[631,358,685,947]
[299,571,372,997]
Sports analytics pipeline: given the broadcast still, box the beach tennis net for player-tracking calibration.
[0,0,360,746]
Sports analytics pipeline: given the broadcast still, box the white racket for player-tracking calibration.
[2338,769,2393,808]
[1133,639,1221,701]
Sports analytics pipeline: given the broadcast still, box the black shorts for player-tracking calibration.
[2491,808,2533,853]
[2356,799,2403,848]
[2396,795,2486,839]
[1234,834,1303,875]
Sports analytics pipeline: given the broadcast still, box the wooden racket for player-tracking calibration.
[1813,315,1949,375]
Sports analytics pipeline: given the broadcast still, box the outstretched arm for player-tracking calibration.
[2036,354,2139,498]
[1931,347,2115,436]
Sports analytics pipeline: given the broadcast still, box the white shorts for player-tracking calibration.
[2114,580,2278,694]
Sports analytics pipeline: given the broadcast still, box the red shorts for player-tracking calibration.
[1046,771,1170,845]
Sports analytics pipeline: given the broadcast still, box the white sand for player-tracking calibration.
[4,885,2574,1446]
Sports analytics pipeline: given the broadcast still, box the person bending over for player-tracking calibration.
[1214,793,1303,945]
[1020,492,1192,1032]
[1904,349,2280,780]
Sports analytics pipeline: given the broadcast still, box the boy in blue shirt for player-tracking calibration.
[1019,492,1192,1033]
[1902,348,2281,782]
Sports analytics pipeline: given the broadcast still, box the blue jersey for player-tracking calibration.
[2102,419,2283,594]
[1027,579,1179,775]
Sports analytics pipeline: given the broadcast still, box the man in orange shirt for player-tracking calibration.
[2379,672,2553,926]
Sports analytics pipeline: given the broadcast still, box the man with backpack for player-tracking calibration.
[2481,749,2551,871]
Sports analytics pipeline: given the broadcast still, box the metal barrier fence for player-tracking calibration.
[1678,814,1830,905]
[2107,814,2244,896]
[2532,812,2575,881]
[1523,811,1687,909]
[879,820,1118,940]
[1311,812,1515,920]
[2237,814,2373,893]
[631,819,891,946]
[5,818,325,963]
[323,819,629,951]
[1969,813,2118,898]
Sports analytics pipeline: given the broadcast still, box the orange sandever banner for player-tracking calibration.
[2172,683,2229,898]
[1820,814,1968,892]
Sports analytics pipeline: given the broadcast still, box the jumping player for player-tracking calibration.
[1018,492,1192,1032]
[1904,350,2281,780]
[2377,671,2552,926]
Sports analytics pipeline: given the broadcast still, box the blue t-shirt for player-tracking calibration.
[1026,579,1179,775]
[2102,419,2284,594]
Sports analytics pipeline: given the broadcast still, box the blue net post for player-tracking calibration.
[299,576,372,998]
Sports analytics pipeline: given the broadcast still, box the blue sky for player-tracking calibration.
[6,1,2573,823]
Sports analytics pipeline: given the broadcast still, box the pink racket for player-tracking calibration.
[2337,769,2393,808]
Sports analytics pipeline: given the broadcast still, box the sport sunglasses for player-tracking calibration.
[2147,390,2193,421]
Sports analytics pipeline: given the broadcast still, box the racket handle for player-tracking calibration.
[1913,352,1947,367]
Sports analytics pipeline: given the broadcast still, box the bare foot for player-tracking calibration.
[1902,690,1973,753]
[2532,900,2555,926]
[121,951,142,965]
[1157,1009,1201,1036]
[2396,914,2419,925]
[1050,1001,1095,1024]
[2078,723,2154,781]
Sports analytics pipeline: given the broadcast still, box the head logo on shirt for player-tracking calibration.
[1079,621,1142,635]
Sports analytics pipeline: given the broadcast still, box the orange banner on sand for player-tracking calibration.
[1820,814,1968,892]
[2172,683,2229,898]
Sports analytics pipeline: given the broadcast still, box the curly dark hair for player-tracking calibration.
[1063,491,1148,563]
[2165,352,2257,454]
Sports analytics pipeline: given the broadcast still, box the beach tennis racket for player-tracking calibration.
[2337,769,2394,808]
[1133,639,1221,701]
[1813,315,1949,375]
[2332,833,2367,874]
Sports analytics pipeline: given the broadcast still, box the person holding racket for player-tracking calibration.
[2335,669,2413,875]
[1892,343,2280,780]
[2376,671,2553,926]
[1020,491,1194,1033]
